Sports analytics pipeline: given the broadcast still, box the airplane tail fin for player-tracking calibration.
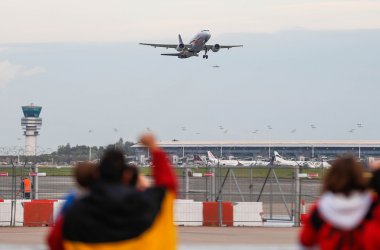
[194,155,204,162]
[274,151,283,160]
[207,151,217,161]
[178,34,184,45]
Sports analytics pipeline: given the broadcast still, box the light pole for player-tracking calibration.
[267,125,272,159]
[181,126,187,158]
[357,123,364,159]
[217,125,224,157]
[88,130,93,161]
[220,128,228,158]
[310,124,317,158]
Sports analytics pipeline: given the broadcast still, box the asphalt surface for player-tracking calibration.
[0,227,298,250]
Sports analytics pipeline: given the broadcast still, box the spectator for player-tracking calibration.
[48,133,177,250]
[122,163,151,191]
[60,161,97,215]
[19,177,31,199]
[363,161,380,250]
[300,156,372,249]
[47,161,97,250]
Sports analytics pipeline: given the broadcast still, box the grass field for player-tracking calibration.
[0,166,329,179]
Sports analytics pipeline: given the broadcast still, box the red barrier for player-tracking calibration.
[31,199,58,203]
[24,200,56,226]
[203,202,233,227]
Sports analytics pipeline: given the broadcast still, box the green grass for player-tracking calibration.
[0,166,329,179]
[0,167,73,176]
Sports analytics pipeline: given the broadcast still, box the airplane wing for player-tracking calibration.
[160,53,181,56]
[205,45,243,50]
[139,43,191,49]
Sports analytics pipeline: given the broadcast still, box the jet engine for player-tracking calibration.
[211,44,220,52]
[176,43,185,52]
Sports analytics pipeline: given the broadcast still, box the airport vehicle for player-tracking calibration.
[140,30,243,59]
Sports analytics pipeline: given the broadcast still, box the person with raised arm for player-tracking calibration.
[48,133,177,250]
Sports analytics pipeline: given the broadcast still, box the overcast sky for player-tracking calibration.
[0,0,379,150]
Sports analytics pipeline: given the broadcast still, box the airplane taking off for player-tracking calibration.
[140,30,243,59]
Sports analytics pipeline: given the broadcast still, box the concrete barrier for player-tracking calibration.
[174,199,203,226]
[233,202,263,227]
[0,200,25,226]
[0,199,266,227]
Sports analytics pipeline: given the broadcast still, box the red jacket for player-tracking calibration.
[300,193,378,250]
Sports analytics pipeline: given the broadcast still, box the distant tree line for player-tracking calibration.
[0,138,136,165]
[49,138,136,164]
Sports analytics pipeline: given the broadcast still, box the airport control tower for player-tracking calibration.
[21,103,42,156]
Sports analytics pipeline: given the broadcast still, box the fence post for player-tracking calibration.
[211,167,215,201]
[294,164,301,227]
[183,167,189,200]
[218,198,223,227]
[31,164,39,200]
[217,162,223,226]
[270,171,273,220]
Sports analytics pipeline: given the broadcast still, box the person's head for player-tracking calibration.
[98,149,127,183]
[322,156,368,196]
[74,162,97,189]
[122,164,139,187]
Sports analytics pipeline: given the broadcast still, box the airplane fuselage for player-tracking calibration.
[188,30,211,53]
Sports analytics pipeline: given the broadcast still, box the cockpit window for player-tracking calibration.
[201,30,209,32]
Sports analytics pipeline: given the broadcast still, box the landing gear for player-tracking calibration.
[203,50,209,59]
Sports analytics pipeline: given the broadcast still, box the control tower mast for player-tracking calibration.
[21,103,42,156]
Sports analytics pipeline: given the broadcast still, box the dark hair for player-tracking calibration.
[322,156,368,196]
[124,163,139,187]
[74,162,97,188]
[99,149,126,183]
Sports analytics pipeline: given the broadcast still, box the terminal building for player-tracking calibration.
[133,140,380,163]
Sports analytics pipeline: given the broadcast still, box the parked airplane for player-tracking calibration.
[273,151,331,168]
[238,158,270,167]
[207,151,269,167]
[140,30,243,59]
[207,151,241,166]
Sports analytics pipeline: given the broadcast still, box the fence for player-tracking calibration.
[0,163,323,226]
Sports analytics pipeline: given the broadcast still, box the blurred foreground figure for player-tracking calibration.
[48,133,177,250]
[299,156,376,249]
[60,161,97,214]
[362,161,380,250]
[48,161,97,250]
